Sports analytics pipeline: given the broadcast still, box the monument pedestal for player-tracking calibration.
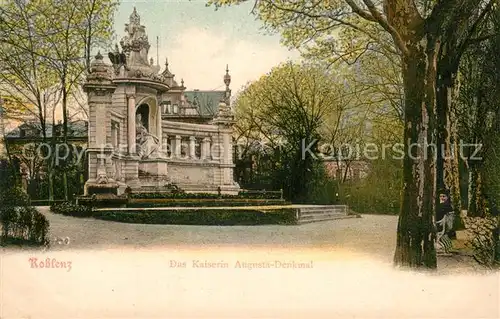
[218,184,241,195]
[122,155,141,190]
[116,181,129,196]
[139,159,168,176]
[84,147,119,196]
[84,180,119,196]
[137,158,170,189]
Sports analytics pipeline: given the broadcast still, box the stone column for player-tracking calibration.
[202,137,211,160]
[156,104,162,143]
[127,94,136,154]
[174,135,181,158]
[168,135,175,158]
[162,135,169,156]
[189,136,196,159]
[222,131,232,184]
[223,132,230,165]
[111,122,118,149]
[95,104,107,147]
[211,135,221,161]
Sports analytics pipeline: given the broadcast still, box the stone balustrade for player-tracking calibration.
[161,133,225,161]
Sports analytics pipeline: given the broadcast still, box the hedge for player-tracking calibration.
[50,202,94,218]
[129,191,282,200]
[76,196,128,208]
[126,198,289,208]
[75,195,287,209]
[93,208,297,225]
[30,200,67,207]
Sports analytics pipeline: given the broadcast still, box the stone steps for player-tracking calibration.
[297,205,357,224]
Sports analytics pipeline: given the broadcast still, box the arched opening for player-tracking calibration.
[136,104,150,131]
[135,96,160,136]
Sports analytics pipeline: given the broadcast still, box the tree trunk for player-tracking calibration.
[63,171,69,201]
[394,37,438,269]
[435,69,448,194]
[436,55,461,212]
[48,100,57,202]
[468,166,487,217]
[62,79,69,201]
[48,168,54,202]
[467,87,488,217]
[442,83,462,212]
[459,156,469,209]
[446,92,462,212]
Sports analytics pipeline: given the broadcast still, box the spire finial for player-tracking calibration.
[95,51,103,60]
[224,64,231,87]
[130,7,140,24]
[165,57,169,69]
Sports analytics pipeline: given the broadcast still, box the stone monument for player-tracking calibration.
[83,7,240,195]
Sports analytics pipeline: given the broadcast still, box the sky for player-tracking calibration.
[2,0,300,129]
[113,0,300,94]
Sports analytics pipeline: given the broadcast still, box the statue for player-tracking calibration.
[108,44,127,75]
[136,113,160,159]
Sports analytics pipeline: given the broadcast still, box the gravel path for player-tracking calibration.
[2,208,496,318]
[43,208,395,255]
[20,207,484,273]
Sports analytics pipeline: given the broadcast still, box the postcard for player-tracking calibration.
[1,0,499,318]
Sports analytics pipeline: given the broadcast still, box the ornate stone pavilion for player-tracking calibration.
[83,8,240,195]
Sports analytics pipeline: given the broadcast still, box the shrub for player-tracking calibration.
[0,161,49,247]
[0,206,50,246]
[483,134,500,206]
[93,208,297,225]
[339,159,402,214]
[127,198,289,208]
[237,191,282,199]
[129,190,282,200]
[303,169,339,205]
[462,211,499,267]
[130,192,223,199]
[51,202,93,217]
[76,196,128,208]
[0,186,30,207]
